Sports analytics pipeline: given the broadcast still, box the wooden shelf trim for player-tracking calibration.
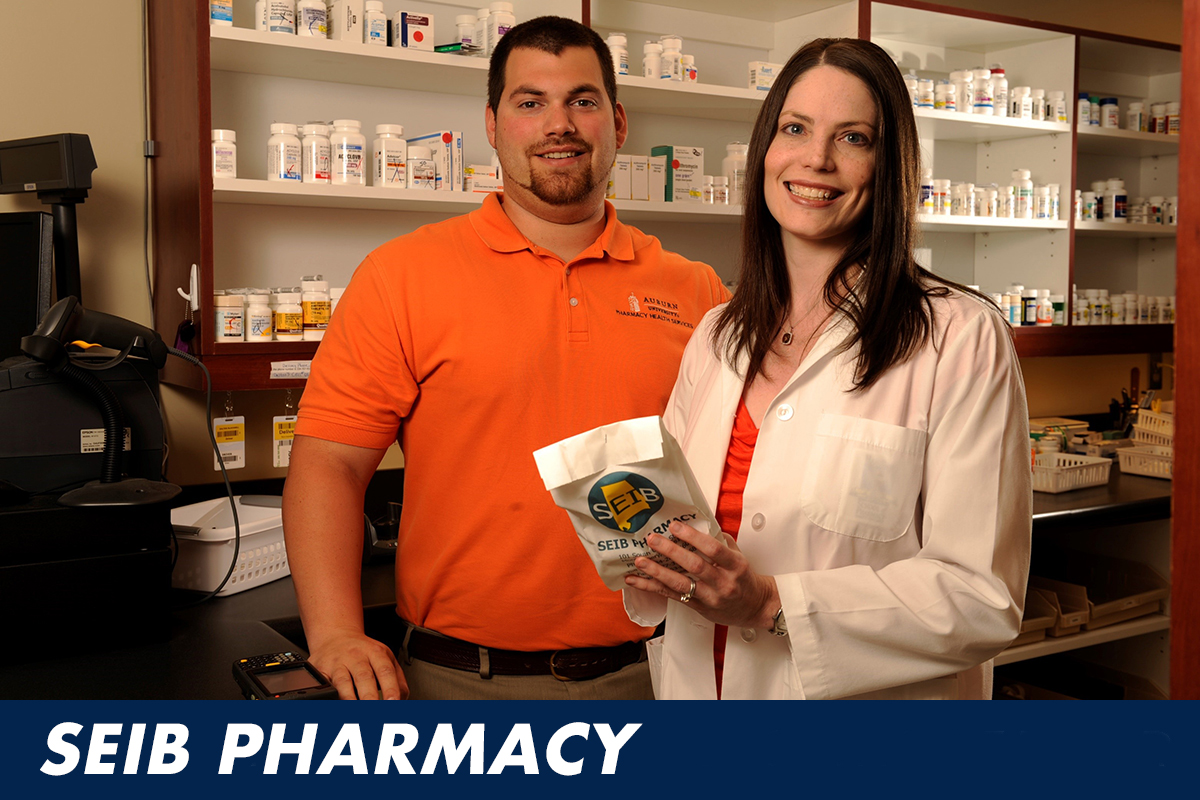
[1012,324,1174,357]
[994,614,1170,666]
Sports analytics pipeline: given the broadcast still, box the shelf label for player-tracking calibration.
[270,360,312,380]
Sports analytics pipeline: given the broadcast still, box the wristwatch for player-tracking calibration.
[769,606,788,637]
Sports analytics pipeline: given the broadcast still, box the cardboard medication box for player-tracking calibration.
[465,164,502,192]
[648,156,666,202]
[630,155,649,201]
[650,145,704,202]
[749,61,783,91]
[392,11,434,50]
[327,0,363,41]
[607,155,632,200]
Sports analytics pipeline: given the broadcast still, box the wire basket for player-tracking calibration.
[1132,425,1173,448]
[1031,453,1112,494]
[1134,409,1174,437]
[1117,446,1173,480]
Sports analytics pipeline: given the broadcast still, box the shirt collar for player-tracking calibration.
[468,193,635,262]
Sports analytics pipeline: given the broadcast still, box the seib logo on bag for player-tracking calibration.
[588,472,664,532]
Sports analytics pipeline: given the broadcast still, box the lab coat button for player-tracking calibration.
[569,297,579,307]
[776,404,794,421]
[740,628,757,643]
[751,513,765,530]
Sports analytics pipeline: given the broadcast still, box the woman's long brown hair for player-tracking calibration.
[712,38,986,389]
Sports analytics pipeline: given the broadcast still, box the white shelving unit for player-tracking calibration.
[995,614,1170,667]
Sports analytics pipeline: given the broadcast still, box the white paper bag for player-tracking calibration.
[533,416,719,591]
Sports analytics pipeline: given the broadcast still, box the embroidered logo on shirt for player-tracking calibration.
[614,296,694,329]
[588,472,664,533]
[628,293,640,312]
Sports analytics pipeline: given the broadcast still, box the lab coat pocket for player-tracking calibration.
[645,635,665,699]
[800,414,927,542]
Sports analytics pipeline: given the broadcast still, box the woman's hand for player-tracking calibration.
[624,520,780,629]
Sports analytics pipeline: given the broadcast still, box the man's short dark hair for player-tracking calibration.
[487,16,618,112]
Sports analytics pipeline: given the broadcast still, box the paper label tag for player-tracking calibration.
[273,415,297,468]
[80,427,132,454]
[270,360,312,380]
[213,416,246,471]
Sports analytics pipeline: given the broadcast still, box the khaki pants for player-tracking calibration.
[399,652,655,701]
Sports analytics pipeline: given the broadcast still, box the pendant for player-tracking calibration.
[781,331,793,346]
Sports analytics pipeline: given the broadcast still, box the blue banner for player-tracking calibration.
[1,701,1191,796]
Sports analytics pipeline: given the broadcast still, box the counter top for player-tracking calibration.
[1032,468,1172,532]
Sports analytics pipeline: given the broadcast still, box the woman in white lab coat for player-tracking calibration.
[622,38,1032,700]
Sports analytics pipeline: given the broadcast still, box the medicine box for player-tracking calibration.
[749,61,783,91]
[650,145,704,202]
[327,0,364,42]
[392,11,434,50]
[608,155,632,200]
[170,496,289,596]
[648,156,666,202]
[1007,588,1057,647]
[630,155,649,201]
[409,131,463,191]
[465,164,502,192]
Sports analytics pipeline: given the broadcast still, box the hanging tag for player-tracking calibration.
[273,415,298,468]
[213,415,247,471]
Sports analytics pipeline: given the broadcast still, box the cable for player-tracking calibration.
[168,346,241,607]
[141,0,155,327]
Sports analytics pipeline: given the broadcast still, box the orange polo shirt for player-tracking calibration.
[297,193,728,651]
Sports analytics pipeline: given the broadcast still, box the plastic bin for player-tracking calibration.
[1030,452,1112,493]
[1134,409,1174,437]
[171,495,289,596]
[1132,426,1172,447]
[1118,445,1173,479]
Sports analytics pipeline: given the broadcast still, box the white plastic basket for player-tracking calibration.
[1132,425,1173,448]
[1134,409,1174,437]
[1118,446,1173,480]
[171,496,290,596]
[1031,453,1112,494]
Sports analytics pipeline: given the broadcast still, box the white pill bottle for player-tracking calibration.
[267,123,302,182]
[296,0,327,37]
[374,124,407,188]
[301,123,331,184]
[301,276,331,342]
[212,129,237,179]
[330,119,367,185]
[487,2,515,55]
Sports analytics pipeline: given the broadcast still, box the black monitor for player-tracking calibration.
[0,212,54,360]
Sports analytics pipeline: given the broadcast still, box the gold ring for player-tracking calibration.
[680,578,696,604]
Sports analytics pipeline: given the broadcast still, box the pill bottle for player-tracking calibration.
[1050,294,1065,326]
[212,129,237,179]
[246,291,274,342]
[972,68,993,115]
[1145,195,1165,224]
[959,71,974,114]
[210,0,233,26]
[457,15,477,51]
[660,36,683,81]
[1077,91,1091,127]
[919,168,934,214]
[1136,294,1148,324]
[255,0,267,30]
[984,185,999,217]
[407,145,436,189]
[267,123,302,182]
[1006,286,1024,326]
[1167,102,1180,134]
[373,124,407,188]
[1167,195,1178,225]
[642,42,662,79]
[301,276,331,342]
[701,175,714,204]
[1151,103,1167,133]
[301,123,331,184]
[1081,191,1097,221]
[487,2,516,56]
[1048,90,1067,123]
[1015,87,1033,119]
[273,292,303,342]
[723,142,748,204]
[1047,183,1060,219]
[1036,289,1053,326]
[998,184,1014,218]
[1110,296,1126,325]
[364,1,387,46]
[1122,292,1138,325]
[934,82,953,111]
[1031,186,1048,219]
[1021,288,1038,326]
[1098,289,1112,325]
[1089,95,1100,125]
[296,0,327,37]
[607,33,628,76]
[681,54,697,83]
[474,7,490,57]
[997,294,1011,322]
[1127,102,1146,132]
[1105,178,1127,223]
[330,120,366,185]
[960,182,976,216]
[916,78,935,108]
[904,71,919,105]
[1013,169,1033,219]
[1166,296,1176,323]
[1100,97,1120,128]
[713,176,729,205]
[1081,289,1098,325]
[1148,296,1160,324]
[933,179,951,215]
[1030,89,1045,121]
[989,65,1008,118]
[267,0,296,34]
[214,294,245,342]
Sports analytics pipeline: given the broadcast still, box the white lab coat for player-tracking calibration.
[624,289,1032,699]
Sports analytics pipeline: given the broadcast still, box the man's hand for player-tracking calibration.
[308,629,408,700]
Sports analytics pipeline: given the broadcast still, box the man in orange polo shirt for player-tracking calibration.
[284,16,727,700]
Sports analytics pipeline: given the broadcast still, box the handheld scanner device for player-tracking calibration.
[21,296,168,371]
[233,652,339,700]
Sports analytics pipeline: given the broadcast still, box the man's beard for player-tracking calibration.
[524,163,598,205]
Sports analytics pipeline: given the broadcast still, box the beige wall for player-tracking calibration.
[2,0,1181,485]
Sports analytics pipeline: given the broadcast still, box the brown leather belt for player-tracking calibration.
[399,623,646,681]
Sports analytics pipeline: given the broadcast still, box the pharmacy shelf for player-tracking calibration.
[994,614,1170,666]
[1012,324,1173,358]
[214,179,746,223]
[1075,220,1177,237]
[1076,126,1181,158]
[913,108,1071,143]
[210,26,765,123]
[918,214,1067,233]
